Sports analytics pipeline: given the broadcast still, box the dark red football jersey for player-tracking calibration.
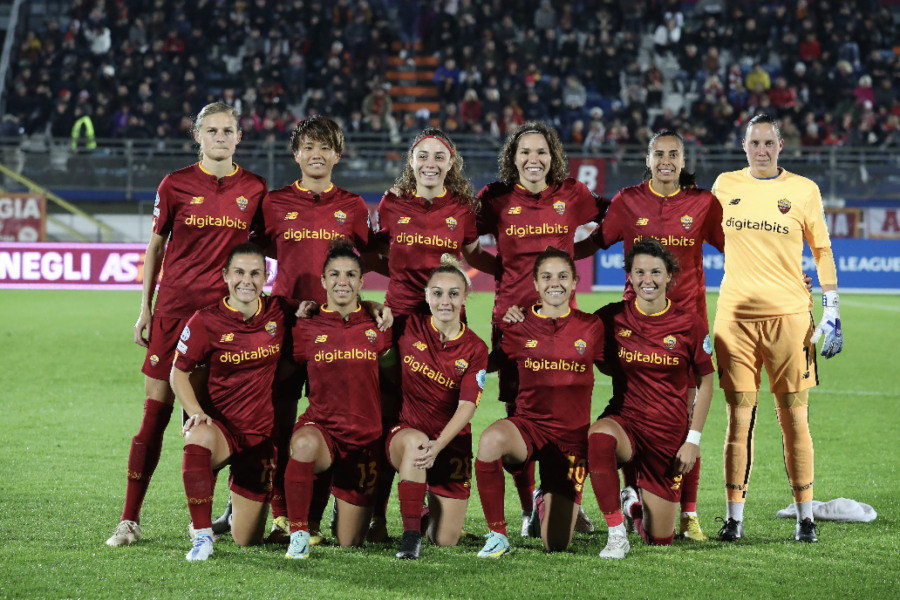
[497,307,605,450]
[292,306,392,448]
[595,300,715,442]
[174,295,295,437]
[376,190,478,316]
[476,178,607,324]
[152,163,268,319]
[589,182,725,320]
[397,314,489,439]
[262,182,371,304]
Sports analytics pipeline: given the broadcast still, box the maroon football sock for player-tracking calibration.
[513,461,536,513]
[122,399,173,522]
[476,458,507,536]
[182,444,215,530]
[285,458,315,533]
[398,480,427,533]
[651,533,675,546]
[589,432,624,528]
[622,461,639,491]
[680,456,700,514]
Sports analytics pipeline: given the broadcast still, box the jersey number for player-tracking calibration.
[357,461,378,489]
[449,457,472,480]
[567,455,587,486]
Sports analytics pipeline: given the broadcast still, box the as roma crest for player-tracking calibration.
[553,200,566,216]
[446,216,457,231]
[365,329,378,344]
[236,195,249,212]
[680,215,693,230]
[265,321,277,337]
[334,210,347,225]
[777,198,791,214]
[663,335,677,350]
[455,358,468,375]
[574,339,586,355]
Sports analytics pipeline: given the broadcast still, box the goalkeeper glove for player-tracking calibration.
[810,290,843,358]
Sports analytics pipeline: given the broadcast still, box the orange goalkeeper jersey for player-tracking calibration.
[711,168,835,321]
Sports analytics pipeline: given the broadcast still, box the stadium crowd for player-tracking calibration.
[3,0,900,149]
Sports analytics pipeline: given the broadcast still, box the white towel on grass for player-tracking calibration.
[776,498,877,522]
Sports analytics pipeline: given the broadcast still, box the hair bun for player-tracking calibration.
[439,253,472,288]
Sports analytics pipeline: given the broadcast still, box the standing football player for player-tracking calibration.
[107,103,268,547]
[712,114,843,543]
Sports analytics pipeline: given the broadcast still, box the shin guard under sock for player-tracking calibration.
[476,458,507,535]
[285,459,315,533]
[182,444,215,530]
[588,432,624,528]
[123,399,174,522]
[398,480,427,533]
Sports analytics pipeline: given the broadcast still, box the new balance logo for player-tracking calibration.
[508,206,522,214]
[729,198,741,205]
[398,216,411,224]
[618,329,632,338]
[636,218,649,226]
[525,340,538,348]
[413,341,427,351]
[190,196,204,205]
[220,333,234,342]
[315,335,328,343]
[284,212,298,220]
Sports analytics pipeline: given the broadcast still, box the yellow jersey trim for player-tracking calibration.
[516,183,550,193]
[430,316,466,341]
[222,296,262,316]
[198,162,240,177]
[320,303,363,314]
[532,304,571,319]
[634,299,671,317]
[295,181,335,193]
[413,187,447,199]
[648,182,680,198]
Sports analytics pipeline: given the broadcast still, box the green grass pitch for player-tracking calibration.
[0,289,898,599]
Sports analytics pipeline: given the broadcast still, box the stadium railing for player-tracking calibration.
[0,136,898,206]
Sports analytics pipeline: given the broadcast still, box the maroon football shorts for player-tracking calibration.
[293,420,379,507]
[602,414,685,503]
[504,416,588,504]
[386,423,472,500]
[212,421,276,503]
[141,315,190,379]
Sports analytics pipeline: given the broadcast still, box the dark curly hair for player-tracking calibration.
[322,238,362,275]
[624,238,681,292]
[393,128,478,212]
[532,246,577,281]
[641,130,698,190]
[290,115,345,156]
[498,121,568,187]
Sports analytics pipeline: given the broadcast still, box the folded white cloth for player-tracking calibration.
[776,498,877,522]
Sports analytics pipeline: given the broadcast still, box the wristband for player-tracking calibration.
[823,290,839,308]
[686,430,702,445]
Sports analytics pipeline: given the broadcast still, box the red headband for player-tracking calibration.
[412,135,453,158]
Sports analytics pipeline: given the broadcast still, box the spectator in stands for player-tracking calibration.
[460,89,482,128]
[362,87,393,130]
[434,58,461,104]
[534,0,556,32]
[654,16,681,57]
[584,118,605,153]
[854,76,876,107]
[769,77,797,109]
[745,64,771,92]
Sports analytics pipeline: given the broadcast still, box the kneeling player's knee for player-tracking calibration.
[290,432,319,460]
[184,423,216,449]
[404,430,429,452]
[775,390,809,409]
[725,391,759,408]
[476,430,505,460]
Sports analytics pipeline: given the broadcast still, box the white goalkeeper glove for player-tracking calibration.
[810,290,843,359]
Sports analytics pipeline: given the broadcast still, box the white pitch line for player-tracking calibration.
[810,388,898,397]
[840,300,900,312]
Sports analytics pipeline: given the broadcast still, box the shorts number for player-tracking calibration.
[357,461,378,489]
[567,455,587,486]
[449,457,472,480]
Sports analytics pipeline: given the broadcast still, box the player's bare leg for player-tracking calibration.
[230,494,269,547]
[390,427,429,558]
[334,499,374,547]
[425,493,468,547]
[637,489,678,545]
[181,420,230,561]
[474,419,529,557]
[539,492,579,552]
[284,425,332,558]
[588,418,634,559]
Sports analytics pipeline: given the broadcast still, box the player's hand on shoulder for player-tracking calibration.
[502,305,526,324]
[295,301,319,319]
[673,441,701,475]
[362,301,393,331]
[134,309,152,348]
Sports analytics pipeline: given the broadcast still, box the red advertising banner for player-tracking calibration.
[0,242,595,295]
[824,208,861,238]
[0,194,46,242]
[866,208,900,240]
[568,157,607,196]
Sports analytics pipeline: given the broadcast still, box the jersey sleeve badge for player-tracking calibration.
[663,335,677,349]
[236,195,249,212]
[180,326,191,341]
[454,358,468,375]
[703,334,713,354]
[476,369,487,389]
[574,339,586,355]
[680,215,693,230]
[553,200,566,216]
[266,321,277,337]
